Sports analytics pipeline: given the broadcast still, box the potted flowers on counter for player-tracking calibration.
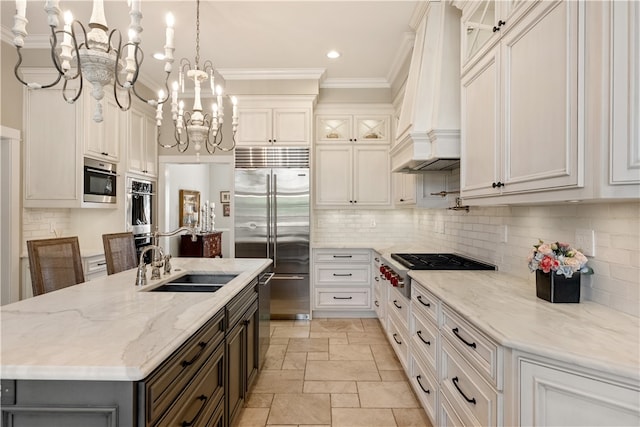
[528,240,593,303]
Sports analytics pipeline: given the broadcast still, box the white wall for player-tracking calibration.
[313,201,640,317]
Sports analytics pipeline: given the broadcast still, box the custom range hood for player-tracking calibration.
[392,2,461,173]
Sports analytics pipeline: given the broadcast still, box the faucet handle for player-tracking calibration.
[164,254,172,274]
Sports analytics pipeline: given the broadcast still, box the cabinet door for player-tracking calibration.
[273,108,309,145]
[393,173,416,205]
[353,146,391,206]
[610,1,640,185]
[462,0,499,67]
[24,87,81,207]
[236,108,272,145]
[501,0,582,194]
[354,116,390,143]
[84,92,121,162]
[143,112,157,176]
[315,146,352,206]
[316,115,352,142]
[226,321,246,426]
[520,360,640,426]
[245,302,259,389]
[128,105,145,174]
[460,47,501,198]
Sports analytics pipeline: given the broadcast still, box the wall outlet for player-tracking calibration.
[575,229,595,257]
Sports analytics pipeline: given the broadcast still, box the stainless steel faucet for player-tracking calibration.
[135,245,165,286]
[152,226,198,247]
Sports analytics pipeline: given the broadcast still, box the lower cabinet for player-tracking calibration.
[518,357,640,426]
[1,278,262,427]
[225,279,259,427]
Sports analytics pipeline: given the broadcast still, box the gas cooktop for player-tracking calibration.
[390,253,496,271]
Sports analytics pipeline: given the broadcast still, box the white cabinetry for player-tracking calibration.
[387,286,410,370]
[393,174,417,206]
[127,101,157,177]
[372,252,387,327]
[519,356,640,426]
[315,145,390,207]
[316,115,390,144]
[83,91,122,162]
[461,1,583,201]
[22,69,83,208]
[236,96,313,146]
[312,249,373,317]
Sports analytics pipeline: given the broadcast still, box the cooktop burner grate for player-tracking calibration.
[390,253,496,271]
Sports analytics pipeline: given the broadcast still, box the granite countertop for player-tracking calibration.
[409,270,640,382]
[0,257,271,382]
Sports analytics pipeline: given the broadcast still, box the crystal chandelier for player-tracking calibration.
[157,0,238,155]
[11,0,174,123]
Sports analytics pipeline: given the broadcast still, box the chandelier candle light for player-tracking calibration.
[12,0,175,122]
[157,0,239,156]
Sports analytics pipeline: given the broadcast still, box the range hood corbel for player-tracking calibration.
[392,2,461,173]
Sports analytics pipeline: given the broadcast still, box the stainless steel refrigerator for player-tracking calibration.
[234,147,310,319]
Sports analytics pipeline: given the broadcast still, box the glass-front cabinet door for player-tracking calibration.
[316,116,352,142]
[355,116,390,143]
[462,0,498,66]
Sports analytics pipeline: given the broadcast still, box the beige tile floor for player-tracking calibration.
[235,318,433,427]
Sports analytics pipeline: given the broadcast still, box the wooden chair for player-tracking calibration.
[27,236,85,296]
[102,232,138,275]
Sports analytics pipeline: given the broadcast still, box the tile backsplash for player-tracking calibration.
[21,208,72,252]
[313,201,640,317]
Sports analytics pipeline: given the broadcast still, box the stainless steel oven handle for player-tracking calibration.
[86,167,118,176]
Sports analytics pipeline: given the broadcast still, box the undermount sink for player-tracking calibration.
[147,273,239,292]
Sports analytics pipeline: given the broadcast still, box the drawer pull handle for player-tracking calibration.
[181,394,208,426]
[417,330,430,345]
[96,262,107,266]
[333,255,353,258]
[452,377,476,405]
[392,333,402,345]
[452,327,476,348]
[333,273,353,277]
[416,375,430,394]
[333,296,353,300]
[393,300,402,309]
[181,342,207,367]
[416,295,430,307]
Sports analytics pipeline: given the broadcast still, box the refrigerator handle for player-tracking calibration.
[272,173,278,268]
[266,174,271,260]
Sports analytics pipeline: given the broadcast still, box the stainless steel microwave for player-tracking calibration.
[84,158,117,204]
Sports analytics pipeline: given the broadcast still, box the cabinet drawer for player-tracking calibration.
[157,343,225,427]
[315,265,371,286]
[387,287,409,328]
[144,310,224,425]
[315,288,370,309]
[227,279,258,329]
[440,390,467,427]
[409,352,438,425]
[410,310,438,372]
[314,250,371,263]
[441,338,500,427]
[442,304,501,389]
[387,312,408,370]
[84,254,107,281]
[411,280,439,325]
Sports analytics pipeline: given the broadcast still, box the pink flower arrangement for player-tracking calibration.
[528,240,592,278]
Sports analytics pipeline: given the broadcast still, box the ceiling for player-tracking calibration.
[1,0,420,91]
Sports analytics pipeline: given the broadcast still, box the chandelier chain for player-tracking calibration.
[195,0,201,68]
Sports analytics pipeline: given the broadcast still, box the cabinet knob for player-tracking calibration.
[399,198,405,202]
[492,26,500,32]
[492,181,504,188]
[498,20,506,27]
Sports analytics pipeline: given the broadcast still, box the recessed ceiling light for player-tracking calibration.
[327,50,341,59]
[153,52,165,60]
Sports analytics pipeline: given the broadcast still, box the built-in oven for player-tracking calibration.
[126,177,155,262]
[84,158,117,204]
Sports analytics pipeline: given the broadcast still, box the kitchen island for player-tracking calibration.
[1,257,271,426]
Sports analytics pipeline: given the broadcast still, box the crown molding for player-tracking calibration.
[386,31,416,88]
[217,68,326,81]
[1,25,51,48]
[320,78,390,89]
[409,1,430,30]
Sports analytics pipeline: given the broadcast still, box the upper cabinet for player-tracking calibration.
[236,96,314,147]
[22,69,83,208]
[83,91,123,163]
[316,115,390,144]
[127,101,157,177]
[459,0,640,204]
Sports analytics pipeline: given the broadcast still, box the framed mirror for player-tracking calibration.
[179,189,200,227]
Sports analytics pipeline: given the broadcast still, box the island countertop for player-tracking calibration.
[409,270,640,383]
[0,257,271,382]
